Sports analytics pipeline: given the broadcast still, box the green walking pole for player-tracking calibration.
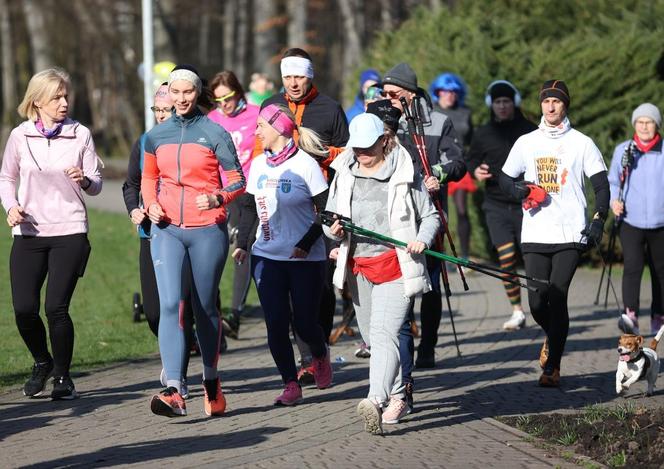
[321,211,548,292]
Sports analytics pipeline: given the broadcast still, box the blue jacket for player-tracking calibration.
[609,138,664,229]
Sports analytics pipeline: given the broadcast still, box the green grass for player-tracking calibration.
[0,209,258,388]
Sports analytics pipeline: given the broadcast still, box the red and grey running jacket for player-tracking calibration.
[141,109,245,227]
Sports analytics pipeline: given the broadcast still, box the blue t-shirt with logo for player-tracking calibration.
[246,149,328,261]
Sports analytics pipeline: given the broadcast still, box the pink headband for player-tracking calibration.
[259,104,296,137]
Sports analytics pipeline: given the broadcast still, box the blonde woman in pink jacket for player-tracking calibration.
[0,68,102,400]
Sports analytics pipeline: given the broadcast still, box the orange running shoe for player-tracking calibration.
[203,378,226,416]
[150,387,186,417]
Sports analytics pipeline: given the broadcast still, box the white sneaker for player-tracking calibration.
[503,310,526,331]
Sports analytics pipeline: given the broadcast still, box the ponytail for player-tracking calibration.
[296,125,328,159]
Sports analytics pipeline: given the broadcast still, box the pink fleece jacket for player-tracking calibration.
[0,118,102,237]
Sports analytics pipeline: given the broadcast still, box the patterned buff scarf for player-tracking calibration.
[538,116,571,139]
[633,132,661,154]
[228,98,247,118]
[35,119,63,138]
[265,138,298,167]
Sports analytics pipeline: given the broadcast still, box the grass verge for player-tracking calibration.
[0,209,257,388]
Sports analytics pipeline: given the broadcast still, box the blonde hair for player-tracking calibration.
[17,68,71,121]
[271,104,329,159]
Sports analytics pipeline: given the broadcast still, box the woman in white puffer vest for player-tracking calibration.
[324,113,440,435]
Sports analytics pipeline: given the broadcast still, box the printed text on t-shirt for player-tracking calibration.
[535,156,567,194]
[256,195,272,241]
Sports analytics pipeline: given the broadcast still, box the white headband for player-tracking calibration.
[280,57,314,79]
[168,69,202,93]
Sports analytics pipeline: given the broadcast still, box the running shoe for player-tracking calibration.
[618,310,640,335]
[203,378,226,416]
[652,315,664,336]
[150,387,187,417]
[312,349,333,389]
[354,342,371,358]
[160,369,189,400]
[23,360,54,397]
[404,382,414,415]
[538,366,560,388]
[297,365,315,386]
[274,381,303,406]
[51,376,78,400]
[503,309,526,331]
[357,398,383,435]
[382,397,409,424]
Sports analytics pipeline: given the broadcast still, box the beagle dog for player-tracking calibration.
[616,325,664,396]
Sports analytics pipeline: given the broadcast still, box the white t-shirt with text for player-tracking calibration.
[246,149,328,261]
[502,127,607,245]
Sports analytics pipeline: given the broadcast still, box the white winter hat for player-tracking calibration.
[346,113,385,148]
[631,103,661,128]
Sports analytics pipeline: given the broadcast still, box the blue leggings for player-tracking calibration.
[251,255,327,384]
[151,223,229,384]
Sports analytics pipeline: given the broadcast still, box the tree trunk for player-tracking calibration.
[22,0,52,71]
[287,0,307,48]
[253,0,279,79]
[338,0,361,105]
[0,0,17,146]
[198,0,211,66]
[222,0,235,71]
[379,0,393,30]
[235,1,249,83]
[154,0,177,61]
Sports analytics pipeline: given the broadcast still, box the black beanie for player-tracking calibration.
[383,63,418,92]
[539,79,570,109]
[366,99,402,134]
[489,82,515,102]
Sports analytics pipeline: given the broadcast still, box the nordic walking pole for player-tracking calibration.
[595,141,633,307]
[412,96,469,291]
[320,212,548,292]
[399,97,462,356]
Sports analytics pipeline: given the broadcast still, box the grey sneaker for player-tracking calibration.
[23,360,54,397]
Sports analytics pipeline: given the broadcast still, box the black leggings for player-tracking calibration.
[453,190,471,259]
[619,222,664,317]
[10,234,90,377]
[524,249,580,369]
[139,237,160,336]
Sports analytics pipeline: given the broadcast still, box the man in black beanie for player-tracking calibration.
[383,62,466,372]
[467,80,537,332]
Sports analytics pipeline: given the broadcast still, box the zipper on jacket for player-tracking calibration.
[25,137,43,171]
[177,124,185,225]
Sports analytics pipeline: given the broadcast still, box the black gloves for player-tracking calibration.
[582,213,605,247]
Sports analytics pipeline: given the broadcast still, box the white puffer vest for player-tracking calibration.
[329,145,432,298]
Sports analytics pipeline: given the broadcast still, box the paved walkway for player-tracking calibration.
[2,170,659,467]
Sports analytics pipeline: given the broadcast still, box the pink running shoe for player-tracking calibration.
[619,309,640,335]
[274,381,303,406]
[312,348,333,389]
[382,397,409,424]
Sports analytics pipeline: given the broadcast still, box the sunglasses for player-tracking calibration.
[384,89,403,99]
[214,90,236,103]
[150,106,172,114]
